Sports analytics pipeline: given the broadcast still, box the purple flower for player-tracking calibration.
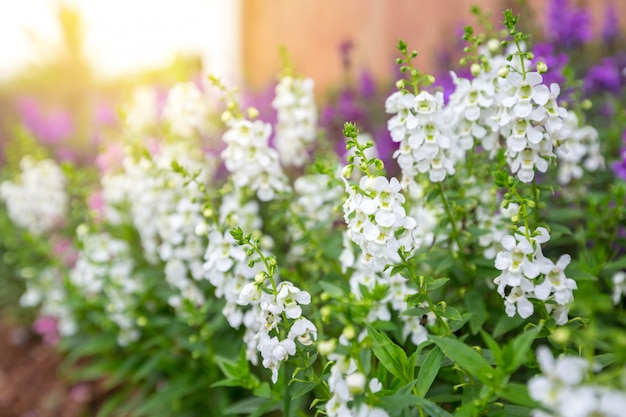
[584,57,623,96]
[359,69,376,99]
[15,96,74,144]
[546,0,592,47]
[612,130,626,181]
[532,43,569,87]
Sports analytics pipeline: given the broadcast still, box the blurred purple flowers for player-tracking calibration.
[546,0,592,48]
[612,130,626,181]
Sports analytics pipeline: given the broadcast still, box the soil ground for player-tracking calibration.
[0,320,103,417]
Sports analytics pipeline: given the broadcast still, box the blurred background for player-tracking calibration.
[0,0,624,163]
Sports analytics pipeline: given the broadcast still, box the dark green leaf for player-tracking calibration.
[430,336,496,387]
[416,347,443,396]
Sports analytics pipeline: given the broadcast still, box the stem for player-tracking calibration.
[399,252,451,335]
[283,364,292,417]
[531,178,540,225]
[437,182,469,277]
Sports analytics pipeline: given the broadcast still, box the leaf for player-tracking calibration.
[223,397,272,415]
[498,382,538,408]
[430,336,496,387]
[427,277,450,291]
[367,325,410,383]
[465,289,488,334]
[493,314,525,338]
[318,280,345,298]
[416,347,443,397]
[480,330,502,368]
[487,405,533,417]
[506,324,542,373]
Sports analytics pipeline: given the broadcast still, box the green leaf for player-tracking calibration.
[427,277,450,291]
[465,289,488,334]
[318,280,345,298]
[498,382,538,408]
[367,325,410,383]
[416,347,443,396]
[506,324,542,373]
[430,336,496,387]
[223,397,271,415]
[493,314,525,338]
[480,330,503,368]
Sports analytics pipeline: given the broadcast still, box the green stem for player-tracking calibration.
[437,182,469,278]
[531,178,540,225]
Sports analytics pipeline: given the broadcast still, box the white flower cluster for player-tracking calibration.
[272,76,318,167]
[555,112,604,185]
[386,90,456,182]
[386,42,578,184]
[340,239,432,346]
[325,340,388,417]
[123,87,160,134]
[163,82,212,138]
[446,71,499,154]
[497,72,568,183]
[20,267,77,337]
[239,279,316,383]
[70,229,141,346]
[494,226,576,324]
[529,346,626,417]
[287,173,343,259]
[342,175,417,273]
[477,200,520,259]
[0,157,67,235]
[121,142,213,311]
[221,118,291,201]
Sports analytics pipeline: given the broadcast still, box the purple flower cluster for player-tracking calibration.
[546,0,592,48]
[584,57,624,96]
[532,43,569,87]
[16,97,74,145]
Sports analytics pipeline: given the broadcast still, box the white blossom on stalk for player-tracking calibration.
[493,227,576,323]
[342,175,417,273]
[555,112,604,185]
[528,346,626,417]
[287,173,343,260]
[446,71,498,152]
[0,157,67,236]
[70,230,142,346]
[20,267,77,338]
[386,90,456,183]
[496,69,568,183]
[221,118,291,201]
[272,75,318,166]
[120,141,214,313]
[123,86,160,133]
[163,82,213,138]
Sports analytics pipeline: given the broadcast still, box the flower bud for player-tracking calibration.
[346,372,366,395]
[254,271,266,284]
[342,325,356,341]
[487,38,501,53]
[221,111,232,123]
[317,339,336,355]
[470,63,481,76]
[498,66,510,78]
[247,107,259,120]
[536,62,548,74]
[341,165,353,178]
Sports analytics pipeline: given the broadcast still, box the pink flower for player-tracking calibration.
[33,316,60,346]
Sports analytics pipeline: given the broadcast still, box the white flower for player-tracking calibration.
[288,317,317,345]
[259,334,296,383]
[0,157,67,235]
[612,272,626,305]
[272,76,318,167]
